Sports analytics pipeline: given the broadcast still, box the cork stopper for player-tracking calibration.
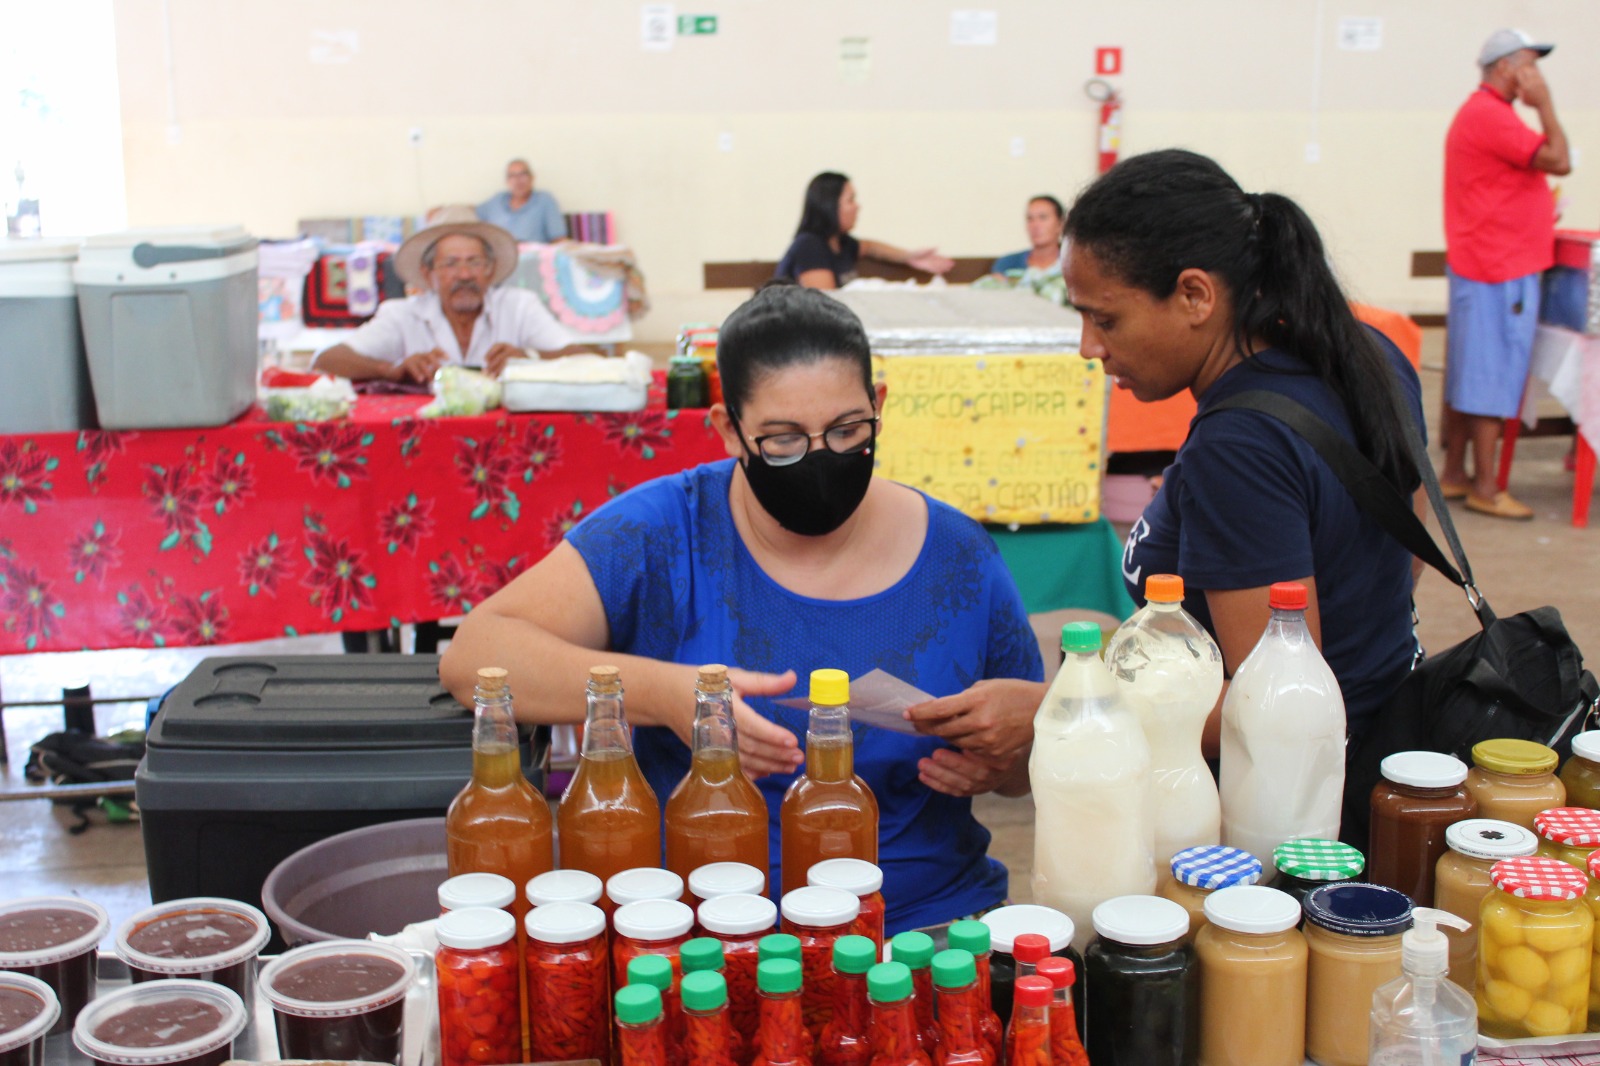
[475,667,508,698]
[589,665,622,694]
[696,664,729,693]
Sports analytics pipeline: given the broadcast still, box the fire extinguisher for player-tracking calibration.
[1086,79,1122,174]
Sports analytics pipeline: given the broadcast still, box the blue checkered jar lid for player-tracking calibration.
[1169,845,1263,890]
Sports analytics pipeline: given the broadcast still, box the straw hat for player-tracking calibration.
[393,205,519,287]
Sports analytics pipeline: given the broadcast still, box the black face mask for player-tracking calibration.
[731,414,875,537]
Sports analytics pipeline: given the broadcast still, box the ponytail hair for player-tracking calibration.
[1064,149,1417,491]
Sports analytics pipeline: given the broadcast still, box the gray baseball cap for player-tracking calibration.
[1478,28,1553,67]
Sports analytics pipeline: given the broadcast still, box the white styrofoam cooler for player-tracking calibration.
[0,238,97,434]
[74,225,259,429]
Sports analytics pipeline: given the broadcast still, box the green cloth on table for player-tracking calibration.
[987,518,1136,620]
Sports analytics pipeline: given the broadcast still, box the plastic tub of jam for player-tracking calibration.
[0,896,110,1035]
[1269,838,1365,912]
[259,939,415,1065]
[980,904,1083,1031]
[0,972,59,1066]
[1367,750,1476,907]
[688,863,766,905]
[437,873,516,914]
[72,979,247,1066]
[1466,739,1566,831]
[114,898,270,1004]
[806,859,885,951]
[526,869,604,908]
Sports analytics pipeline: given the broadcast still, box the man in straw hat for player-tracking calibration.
[314,205,570,383]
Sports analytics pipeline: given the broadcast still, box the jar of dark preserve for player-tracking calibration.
[259,939,416,1065]
[113,898,271,1005]
[1368,750,1477,907]
[979,903,1082,1031]
[0,895,110,1036]
[1083,895,1198,1065]
[1270,838,1366,913]
[0,971,59,1066]
[72,978,248,1066]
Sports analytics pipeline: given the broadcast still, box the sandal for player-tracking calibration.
[1465,491,1534,520]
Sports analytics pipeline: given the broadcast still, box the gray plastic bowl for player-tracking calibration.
[261,817,447,947]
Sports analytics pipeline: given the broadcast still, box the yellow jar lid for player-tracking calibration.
[809,668,850,706]
[1472,738,1558,775]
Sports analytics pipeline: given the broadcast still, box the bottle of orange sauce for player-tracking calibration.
[780,669,878,896]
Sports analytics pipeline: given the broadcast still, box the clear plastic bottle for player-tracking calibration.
[1368,908,1477,1065]
[1219,582,1345,862]
[1105,574,1224,866]
[1030,621,1156,951]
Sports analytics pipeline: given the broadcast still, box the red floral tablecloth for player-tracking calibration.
[0,397,726,654]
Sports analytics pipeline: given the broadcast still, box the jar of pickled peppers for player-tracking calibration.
[523,901,610,1062]
[436,907,521,1066]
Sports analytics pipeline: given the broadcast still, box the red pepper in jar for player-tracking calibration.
[616,985,669,1066]
[525,901,611,1062]
[436,908,523,1066]
[698,894,777,1052]
[782,885,861,1043]
[930,950,994,1066]
[1004,978,1052,1066]
[750,959,813,1066]
[866,962,933,1066]
[888,932,940,1058]
[681,970,739,1066]
[806,859,886,955]
[1034,958,1086,1066]
[818,936,876,1066]
[944,922,1002,1064]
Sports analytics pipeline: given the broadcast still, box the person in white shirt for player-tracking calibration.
[314,205,571,383]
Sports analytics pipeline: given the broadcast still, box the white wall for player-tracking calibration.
[113,0,1600,339]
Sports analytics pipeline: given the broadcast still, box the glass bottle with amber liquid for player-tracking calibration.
[446,666,554,927]
[558,665,661,911]
[666,664,771,891]
[780,669,879,896]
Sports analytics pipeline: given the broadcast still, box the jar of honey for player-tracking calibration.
[1194,886,1306,1066]
[1367,751,1477,907]
[1156,844,1262,945]
[1534,807,1600,872]
[1302,883,1412,1066]
[1477,855,1593,1039]
[1467,739,1566,831]
[1560,731,1600,810]
[1432,818,1539,985]
[1268,839,1365,912]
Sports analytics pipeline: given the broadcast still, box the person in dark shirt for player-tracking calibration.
[775,171,955,288]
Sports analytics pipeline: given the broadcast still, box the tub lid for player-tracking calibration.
[1202,885,1301,935]
[1492,856,1588,902]
[1534,807,1600,847]
[0,238,81,263]
[980,903,1074,954]
[1169,844,1262,889]
[113,898,270,975]
[1380,750,1469,789]
[0,973,59,1056]
[1273,838,1366,882]
[1445,819,1539,861]
[72,979,248,1066]
[1472,738,1558,775]
[1303,883,1413,937]
[1090,895,1189,946]
[0,896,111,968]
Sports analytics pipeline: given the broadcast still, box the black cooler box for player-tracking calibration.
[137,654,547,925]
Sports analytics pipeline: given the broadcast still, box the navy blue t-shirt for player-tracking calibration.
[566,460,1044,932]
[1121,339,1423,736]
[776,232,861,287]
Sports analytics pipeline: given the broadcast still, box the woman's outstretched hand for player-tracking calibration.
[727,667,805,778]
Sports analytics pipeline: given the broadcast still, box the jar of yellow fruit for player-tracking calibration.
[1477,855,1593,1039]
[1534,807,1600,872]
[1585,850,1600,1032]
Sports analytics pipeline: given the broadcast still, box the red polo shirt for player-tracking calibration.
[1444,85,1555,283]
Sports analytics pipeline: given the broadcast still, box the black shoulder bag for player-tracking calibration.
[1203,390,1599,848]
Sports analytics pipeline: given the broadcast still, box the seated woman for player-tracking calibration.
[776,172,955,289]
[441,283,1042,933]
[990,195,1066,279]
[910,149,1423,781]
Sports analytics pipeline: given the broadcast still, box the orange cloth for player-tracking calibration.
[1352,303,1423,370]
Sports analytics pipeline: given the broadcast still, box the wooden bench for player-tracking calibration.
[704,257,997,289]
[1411,251,1448,327]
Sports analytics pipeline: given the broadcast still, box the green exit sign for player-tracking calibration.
[678,14,717,35]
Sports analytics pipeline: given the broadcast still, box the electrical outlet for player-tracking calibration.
[408,127,424,145]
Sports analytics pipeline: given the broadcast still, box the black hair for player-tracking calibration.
[795,172,850,240]
[1029,194,1065,219]
[717,281,873,412]
[1064,148,1417,491]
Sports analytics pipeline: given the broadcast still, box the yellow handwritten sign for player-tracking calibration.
[874,353,1105,525]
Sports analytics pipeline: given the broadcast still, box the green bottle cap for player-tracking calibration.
[615,984,663,1026]
[680,970,728,1012]
[931,949,977,989]
[946,920,992,956]
[759,933,802,964]
[680,937,725,973]
[867,961,912,1003]
[1060,621,1102,654]
[757,958,802,995]
[832,935,877,975]
[627,954,673,991]
[889,930,934,969]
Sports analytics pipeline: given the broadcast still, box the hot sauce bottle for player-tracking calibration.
[615,985,668,1066]
[889,932,940,1058]
[818,936,876,1066]
[866,962,933,1066]
[682,937,747,1064]
[1004,977,1052,1066]
[681,970,739,1066]
[930,950,994,1066]
[557,666,661,911]
[751,959,812,1066]
[944,921,1003,1062]
[1033,958,1087,1066]
[666,666,771,887]
[781,886,861,1043]
[627,954,685,1066]
[781,670,879,895]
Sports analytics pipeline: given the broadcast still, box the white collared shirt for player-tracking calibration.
[339,286,569,367]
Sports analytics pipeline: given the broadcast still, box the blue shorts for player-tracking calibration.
[1445,268,1540,418]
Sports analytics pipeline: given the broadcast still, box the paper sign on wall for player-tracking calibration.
[840,37,871,82]
[308,30,359,65]
[1337,17,1383,51]
[950,10,998,46]
[641,4,674,51]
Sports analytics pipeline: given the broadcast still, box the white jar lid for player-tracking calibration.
[1091,895,1189,947]
[1202,885,1302,935]
[981,904,1074,954]
[1570,731,1600,763]
[807,858,883,896]
[780,886,860,928]
[689,863,766,900]
[527,870,604,907]
[439,873,516,912]
[1380,751,1468,789]
[698,893,778,937]
[524,902,607,945]
[436,907,517,950]
[607,868,685,908]
[1446,818,1540,861]
[613,899,694,941]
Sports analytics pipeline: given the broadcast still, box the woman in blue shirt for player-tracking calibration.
[442,283,1043,932]
[990,195,1065,278]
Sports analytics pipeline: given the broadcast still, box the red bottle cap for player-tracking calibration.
[1269,582,1308,610]
[1034,956,1075,989]
[1013,976,1053,1008]
[1012,933,1051,965]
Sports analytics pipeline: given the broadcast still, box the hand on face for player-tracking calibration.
[1513,60,1551,108]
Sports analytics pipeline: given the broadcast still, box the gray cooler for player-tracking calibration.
[0,238,96,433]
[74,225,259,429]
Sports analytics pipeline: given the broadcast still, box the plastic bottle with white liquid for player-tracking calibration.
[1105,573,1224,869]
[1030,620,1156,951]
[1219,582,1345,863]
[1368,907,1477,1065]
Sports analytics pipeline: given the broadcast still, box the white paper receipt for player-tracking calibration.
[773,669,934,735]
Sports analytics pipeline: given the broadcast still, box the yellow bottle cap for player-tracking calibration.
[1472,738,1558,776]
[809,669,850,707]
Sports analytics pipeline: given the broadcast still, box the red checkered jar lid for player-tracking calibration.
[1533,807,1600,846]
[1491,856,1589,901]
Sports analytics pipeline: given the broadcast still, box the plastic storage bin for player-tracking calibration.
[0,238,95,433]
[73,225,258,429]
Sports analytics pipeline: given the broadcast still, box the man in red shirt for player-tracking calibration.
[1441,28,1570,519]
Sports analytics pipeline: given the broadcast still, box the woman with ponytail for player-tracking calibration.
[907,148,1423,768]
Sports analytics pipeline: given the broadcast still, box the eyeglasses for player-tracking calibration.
[434,256,490,272]
[735,414,880,466]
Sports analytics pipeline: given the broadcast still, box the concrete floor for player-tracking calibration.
[3,330,1596,943]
